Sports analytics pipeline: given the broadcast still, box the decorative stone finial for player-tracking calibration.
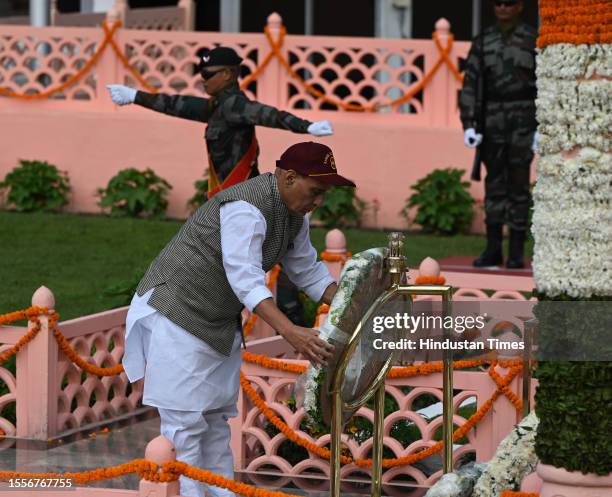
[325,229,346,253]
[419,257,440,277]
[435,18,451,33]
[32,286,55,310]
[145,436,177,465]
[267,12,282,28]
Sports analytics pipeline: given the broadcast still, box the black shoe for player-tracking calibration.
[473,251,503,267]
[506,257,525,269]
[473,224,503,267]
[506,229,526,269]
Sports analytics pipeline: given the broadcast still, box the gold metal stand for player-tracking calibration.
[329,234,455,497]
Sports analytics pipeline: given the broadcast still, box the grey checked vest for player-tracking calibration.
[136,173,304,355]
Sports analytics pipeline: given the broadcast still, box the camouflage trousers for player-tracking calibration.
[482,141,533,231]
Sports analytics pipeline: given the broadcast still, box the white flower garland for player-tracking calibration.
[472,412,540,497]
[298,249,387,423]
[536,79,611,154]
[532,43,612,298]
[535,44,612,80]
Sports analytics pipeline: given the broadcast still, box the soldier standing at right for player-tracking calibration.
[459,0,537,269]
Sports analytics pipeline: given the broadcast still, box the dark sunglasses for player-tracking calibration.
[494,1,518,6]
[200,68,226,80]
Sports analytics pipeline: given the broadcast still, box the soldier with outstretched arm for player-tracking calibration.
[122,142,355,497]
[459,0,537,269]
[106,47,333,196]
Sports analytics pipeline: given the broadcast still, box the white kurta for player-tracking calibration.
[123,200,334,410]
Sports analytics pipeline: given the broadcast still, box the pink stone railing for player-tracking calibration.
[0,13,468,123]
[0,287,145,441]
[234,347,525,496]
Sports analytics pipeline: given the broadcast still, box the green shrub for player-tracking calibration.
[97,168,172,218]
[0,160,70,212]
[311,186,366,229]
[402,168,474,235]
[187,174,209,214]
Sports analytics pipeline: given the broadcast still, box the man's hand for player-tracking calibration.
[106,84,137,106]
[464,128,483,148]
[283,325,334,366]
[253,297,335,366]
[308,120,334,137]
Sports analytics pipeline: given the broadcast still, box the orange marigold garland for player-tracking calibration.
[240,363,523,469]
[414,275,446,285]
[537,0,612,47]
[242,351,306,375]
[501,492,539,497]
[53,326,125,377]
[320,251,352,263]
[0,307,50,365]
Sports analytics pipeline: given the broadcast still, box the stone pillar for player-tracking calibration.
[16,286,58,439]
[322,229,349,282]
[139,436,181,497]
[374,0,413,113]
[30,0,50,26]
[256,12,284,107]
[178,0,195,31]
[220,0,240,33]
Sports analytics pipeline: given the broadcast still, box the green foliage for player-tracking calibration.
[311,186,366,229]
[187,174,209,214]
[299,293,318,328]
[402,168,474,235]
[534,293,612,476]
[0,160,70,212]
[103,265,148,308]
[97,168,172,218]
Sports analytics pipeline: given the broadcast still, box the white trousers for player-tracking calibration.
[124,290,242,497]
[159,406,237,497]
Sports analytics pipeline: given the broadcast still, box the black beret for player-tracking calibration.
[200,47,243,68]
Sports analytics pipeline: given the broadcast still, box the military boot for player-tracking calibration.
[473,224,503,267]
[506,230,526,269]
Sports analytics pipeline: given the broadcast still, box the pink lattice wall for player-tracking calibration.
[56,310,144,435]
[0,16,527,231]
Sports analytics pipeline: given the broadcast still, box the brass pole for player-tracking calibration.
[394,285,454,473]
[330,390,343,497]
[521,318,537,419]
[371,383,386,497]
[441,290,454,474]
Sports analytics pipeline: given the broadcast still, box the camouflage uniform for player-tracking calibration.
[459,22,537,232]
[135,83,312,183]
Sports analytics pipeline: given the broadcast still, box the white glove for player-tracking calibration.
[106,84,137,106]
[532,131,540,153]
[307,120,334,137]
[464,128,483,148]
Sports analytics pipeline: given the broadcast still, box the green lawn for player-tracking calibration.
[0,212,533,320]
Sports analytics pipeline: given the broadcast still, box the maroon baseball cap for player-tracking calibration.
[276,142,356,187]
